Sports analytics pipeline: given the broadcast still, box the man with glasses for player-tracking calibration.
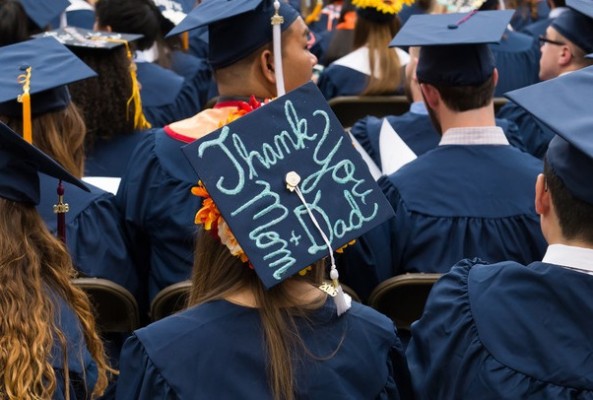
[497,0,593,159]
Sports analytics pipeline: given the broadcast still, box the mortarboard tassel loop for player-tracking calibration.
[53,180,69,244]
[271,1,286,97]
[285,172,352,316]
[17,66,33,144]
[305,0,323,25]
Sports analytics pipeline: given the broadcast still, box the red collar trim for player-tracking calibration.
[164,125,195,144]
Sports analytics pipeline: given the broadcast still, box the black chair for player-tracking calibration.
[150,280,192,322]
[329,95,410,128]
[72,277,140,333]
[368,273,442,334]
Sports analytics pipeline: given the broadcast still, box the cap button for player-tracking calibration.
[447,24,458,29]
[19,64,29,71]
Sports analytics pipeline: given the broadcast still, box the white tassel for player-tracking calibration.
[271,0,286,97]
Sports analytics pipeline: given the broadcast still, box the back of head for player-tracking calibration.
[95,0,162,51]
[0,0,33,46]
[550,4,593,56]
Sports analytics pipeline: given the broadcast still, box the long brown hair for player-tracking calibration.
[0,198,112,399]
[354,16,403,95]
[189,231,326,400]
[0,103,86,178]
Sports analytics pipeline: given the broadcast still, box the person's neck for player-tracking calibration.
[439,104,496,133]
[224,280,326,308]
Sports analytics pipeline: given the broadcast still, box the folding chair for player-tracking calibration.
[150,280,192,321]
[72,277,140,333]
[368,273,442,334]
[329,95,410,128]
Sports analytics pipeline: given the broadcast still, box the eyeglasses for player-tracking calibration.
[538,35,566,47]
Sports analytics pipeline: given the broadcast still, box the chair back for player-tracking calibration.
[150,280,192,321]
[328,95,410,128]
[72,277,140,333]
[368,273,442,333]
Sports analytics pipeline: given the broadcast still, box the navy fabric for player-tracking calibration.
[497,100,555,159]
[521,17,552,38]
[17,0,70,29]
[354,145,546,279]
[170,50,213,111]
[65,9,96,29]
[115,128,201,303]
[136,62,201,127]
[85,130,152,178]
[407,259,593,399]
[116,299,412,399]
[510,0,550,31]
[51,294,99,399]
[552,6,593,54]
[490,30,540,97]
[188,25,209,60]
[37,175,142,309]
[397,2,427,24]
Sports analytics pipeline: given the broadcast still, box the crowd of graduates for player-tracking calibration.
[0,0,592,398]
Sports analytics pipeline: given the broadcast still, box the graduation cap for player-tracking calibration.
[16,0,70,29]
[167,0,300,70]
[390,10,513,86]
[551,0,593,54]
[182,82,394,308]
[0,37,96,143]
[34,27,151,130]
[0,121,89,205]
[153,0,196,25]
[352,0,414,23]
[505,66,593,205]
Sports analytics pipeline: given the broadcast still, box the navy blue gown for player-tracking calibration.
[115,299,413,399]
[115,127,202,304]
[52,294,100,399]
[85,131,152,178]
[37,175,141,305]
[497,100,556,159]
[170,50,213,112]
[360,143,546,278]
[490,30,540,97]
[521,17,552,38]
[136,62,201,127]
[407,259,593,399]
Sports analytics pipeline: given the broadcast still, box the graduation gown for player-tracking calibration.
[52,294,100,399]
[521,17,552,38]
[170,50,213,111]
[377,144,545,276]
[490,30,540,97]
[115,299,413,399]
[317,46,409,100]
[37,175,141,304]
[497,100,556,159]
[407,259,593,399]
[84,130,151,178]
[136,62,201,127]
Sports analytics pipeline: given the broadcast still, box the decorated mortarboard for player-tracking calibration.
[167,0,300,71]
[0,37,96,143]
[153,0,196,25]
[352,0,415,22]
[0,121,89,205]
[551,0,593,54]
[505,66,593,205]
[183,82,395,312]
[17,0,70,29]
[34,27,151,130]
[390,10,513,86]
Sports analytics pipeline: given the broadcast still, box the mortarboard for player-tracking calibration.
[34,27,151,130]
[0,37,96,143]
[588,53,593,59]
[16,0,70,29]
[182,82,395,292]
[551,0,593,54]
[167,0,300,70]
[505,66,593,205]
[0,121,89,205]
[390,10,513,86]
[153,0,196,25]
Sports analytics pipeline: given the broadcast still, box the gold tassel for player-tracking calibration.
[305,0,323,24]
[17,66,33,144]
[181,31,189,52]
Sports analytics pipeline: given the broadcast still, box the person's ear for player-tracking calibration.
[420,83,440,109]
[535,173,551,215]
[492,67,499,87]
[260,49,276,84]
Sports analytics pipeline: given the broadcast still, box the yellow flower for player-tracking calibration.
[351,0,415,15]
[191,182,221,231]
[336,240,357,253]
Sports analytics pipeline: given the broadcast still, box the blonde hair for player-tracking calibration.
[354,17,403,95]
[189,231,327,400]
[0,103,87,178]
[0,199,112,399]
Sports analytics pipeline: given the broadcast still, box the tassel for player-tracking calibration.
[330,265,351,316]
[53,180,69,244]
[17,66,33,144]
[127,61,152,130]
[271,1,286,97]
[181,31,189,52]
[305,0,323,25]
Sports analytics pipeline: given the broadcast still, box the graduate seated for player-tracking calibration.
[0,0,68,46]
[116,80,413,399]
[520,0,568,39]
[497,0,593,159]
[116,0,318,308]
[65,0,96,29]
[0,122,113,399]
[342,11,547,300]
[317,0,410,99]
[407,65,593,400]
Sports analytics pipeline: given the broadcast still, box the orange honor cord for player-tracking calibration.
[17,66,33,144]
